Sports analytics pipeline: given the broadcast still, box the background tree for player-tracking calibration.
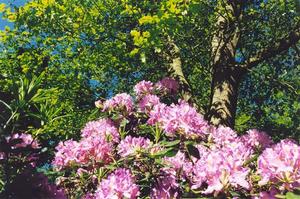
[0,0,299,139]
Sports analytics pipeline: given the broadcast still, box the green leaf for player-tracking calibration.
[160,139,180,147]
[286,192,300,199]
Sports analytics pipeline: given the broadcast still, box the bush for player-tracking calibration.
[47,78,300,198]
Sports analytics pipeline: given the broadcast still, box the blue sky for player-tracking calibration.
[0,0,27,29]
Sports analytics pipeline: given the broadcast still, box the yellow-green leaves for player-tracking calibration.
[129,48,139,56]
[0,3,5,12]
[139,15,160,25]
[130,30,151,47]
[122,4,140,15]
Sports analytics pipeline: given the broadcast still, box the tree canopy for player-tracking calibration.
[0,0,299,141]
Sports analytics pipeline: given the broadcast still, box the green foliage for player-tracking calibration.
[0,0,298,163]
[236,49,300,140]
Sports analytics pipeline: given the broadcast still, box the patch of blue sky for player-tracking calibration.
[0,0,27,30]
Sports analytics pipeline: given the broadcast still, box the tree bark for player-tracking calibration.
[208,65,244,127]
[166,40,193,102]
[207,2,242,128]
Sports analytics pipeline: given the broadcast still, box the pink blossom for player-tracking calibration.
[241,129,273,150]
[117,136,152,157]
[138,94,160,113]
[155,77,179,94]
[209,126,238,146]
[191,141,251,195]
[252,187,279,199]
[163,151,193,178]
[134,80,154,97]
[150,168,179,199]
[149,100,208,139]
[257,139,300,190]
[81,118,119,142]
[7,133,40,149]
[94,100,103,108]
[147,103,168,125]
[0,152,5,160]
[52,140,79,169]
[95,168,140,199]
[103,93,134,113]
[83,193,95,199]
[53,137,113,169]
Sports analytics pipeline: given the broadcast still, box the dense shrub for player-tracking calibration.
[47,78,300,198]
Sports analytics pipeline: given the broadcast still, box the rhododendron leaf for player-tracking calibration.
[229,190,242,197]
[243,153,259,166]
[160,139,180,147]
[275,194,286,199]
[286,192,300,199]
[150,147,175,158]
[186,144,200,159]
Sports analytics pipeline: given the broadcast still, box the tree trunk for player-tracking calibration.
[208,65,244,127]
[167,41,193,102]
[207,1,242,127]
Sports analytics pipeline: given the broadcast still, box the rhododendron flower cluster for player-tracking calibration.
[155,77,179,94]
[134,80,154,97]
[50,78,300,198]
[241,129,273,150]
[192,140,251,194]
[148,100,208,139]
[81,118,120,142]
[138,94,160,112]
[209,126,238,146]
[117,136,152,157]
[6,133,40,149]
[134,77,179,98]
[150,168,179,199]
[102,93,134,113]
[257,139,300,190]
[53,137,113,169]
[95,168,140,199]
[163,151,193,178]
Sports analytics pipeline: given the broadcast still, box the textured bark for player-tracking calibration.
[209,66,244,127]
[207,2,242,127]
[167,41,193,102]
[165,39,204,112]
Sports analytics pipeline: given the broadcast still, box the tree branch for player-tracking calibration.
[242,24,300,69]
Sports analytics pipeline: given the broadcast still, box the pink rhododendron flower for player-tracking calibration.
[7,133,40,149]
[0,152,5,160]
[191,140,251,195]
[241,129,273,150]
[163,151,187,170]
[252,187,279,199]
[209,126,237,146]
[83,193,95,199]
[150,168,179,199]
[117,136,152,157]
[94,100,103,109]
[52,140,79,169]
[147,103,168,125]
[95,168,140,199]
[138,94,160,112]
[81,118,119,142]
[163,151,193,178]
[103,93,134,113]
[134,80,154,97]
[257,139,300,190]
[53,137,112,169]
[155,77,179,94]
[149,100,208,139]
